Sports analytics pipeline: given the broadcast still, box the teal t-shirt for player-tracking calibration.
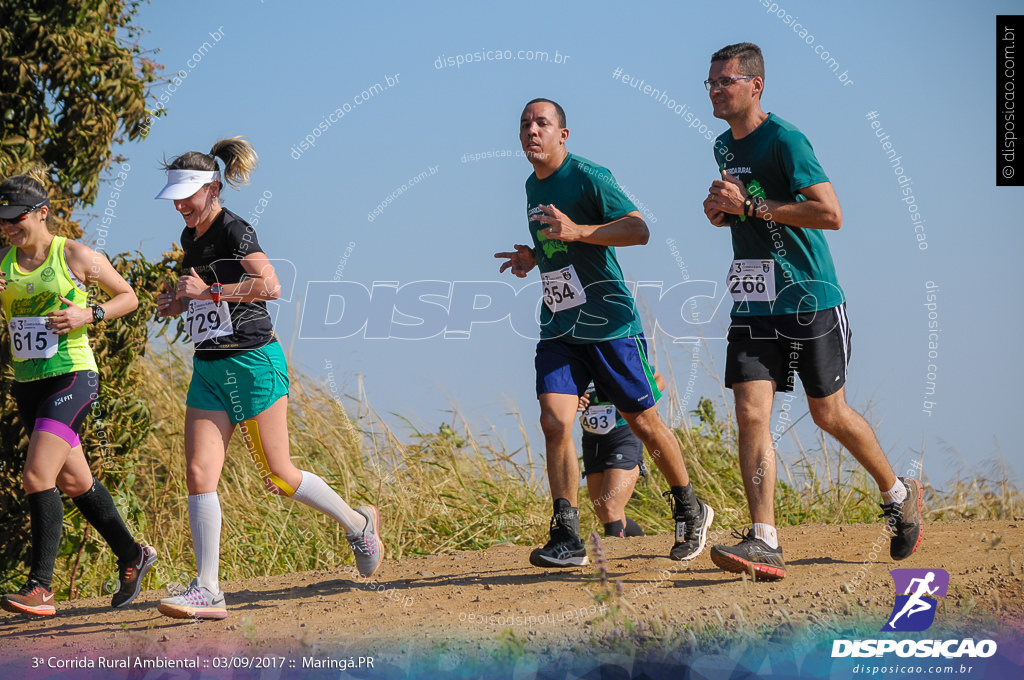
[526,153,644,342]
[713,113,846,316]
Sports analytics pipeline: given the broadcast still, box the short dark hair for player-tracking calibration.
[524,98,566,128]
[711,42,765,81]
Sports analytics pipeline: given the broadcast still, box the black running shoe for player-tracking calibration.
[667,491,714,561]
[710,528,787,580]
[882,477,923,561]
[529,508,588,568]
[112,544,157,608]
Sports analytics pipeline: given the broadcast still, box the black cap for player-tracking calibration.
[0,192,48,220]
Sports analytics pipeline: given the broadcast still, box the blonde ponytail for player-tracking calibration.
[163,136,259,190]
[209,136,258,188]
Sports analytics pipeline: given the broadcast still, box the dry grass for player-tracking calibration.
[5,344,1021,600]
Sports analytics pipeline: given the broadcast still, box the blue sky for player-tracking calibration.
[91,0,1023,489]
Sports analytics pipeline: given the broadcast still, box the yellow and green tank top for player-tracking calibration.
[1,235,98,382]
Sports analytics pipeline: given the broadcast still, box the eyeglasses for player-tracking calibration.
[704,76,757,91]
[0,201,47,226]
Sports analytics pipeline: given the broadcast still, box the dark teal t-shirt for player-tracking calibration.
[525,153,644,342]
[713,113,846,316]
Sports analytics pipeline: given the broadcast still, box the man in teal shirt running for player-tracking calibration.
[701,43,923,580]
[496,99,712,569]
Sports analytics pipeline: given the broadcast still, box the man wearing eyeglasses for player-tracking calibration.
[700,43,923,581]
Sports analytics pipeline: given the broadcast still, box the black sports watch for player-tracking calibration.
[90,304,105,322]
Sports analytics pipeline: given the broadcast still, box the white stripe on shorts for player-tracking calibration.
[834,304,851,379]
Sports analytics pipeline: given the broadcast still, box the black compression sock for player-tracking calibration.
[603,520,625,537]
[553,498,581,538]
[553,498,573,516]
[27,488,64,590]
[72,479,138,565]
[624,517,645,537]
[670,484,697,518]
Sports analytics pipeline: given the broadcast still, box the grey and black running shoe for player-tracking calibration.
[529,506,588,568]
[667,491,714,561]
[883,477,923,561]
[112,543,157,608]
[710,528,787,581]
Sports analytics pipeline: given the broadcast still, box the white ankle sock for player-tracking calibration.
[292,471,366,536]
[188,493,221,594]
[753,522,779,549]
[881,479,908,505]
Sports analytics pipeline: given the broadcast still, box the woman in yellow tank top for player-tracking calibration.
[0,170,156,617]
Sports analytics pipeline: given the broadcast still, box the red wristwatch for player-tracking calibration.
[210,283,223,304]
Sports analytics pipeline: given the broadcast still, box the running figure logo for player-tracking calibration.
[881,568,949,632]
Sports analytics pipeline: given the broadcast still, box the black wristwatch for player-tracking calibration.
[90,304,105,322]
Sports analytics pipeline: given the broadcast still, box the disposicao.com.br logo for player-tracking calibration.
[831,568,997,659]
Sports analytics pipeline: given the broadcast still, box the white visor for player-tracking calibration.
[154,169,221,200]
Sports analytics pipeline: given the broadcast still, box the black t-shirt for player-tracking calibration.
[180,208,276,360]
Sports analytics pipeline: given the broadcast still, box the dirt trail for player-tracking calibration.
[1,520,1021,672]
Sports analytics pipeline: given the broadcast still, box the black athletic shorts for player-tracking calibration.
[12,370,98,447]
[725,304,851,398]
[581,425,647,478]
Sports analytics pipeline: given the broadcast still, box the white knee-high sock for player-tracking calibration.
[291,471,366,536]
[188,493,222,594]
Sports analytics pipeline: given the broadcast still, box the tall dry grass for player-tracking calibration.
[4,344,1020,600]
